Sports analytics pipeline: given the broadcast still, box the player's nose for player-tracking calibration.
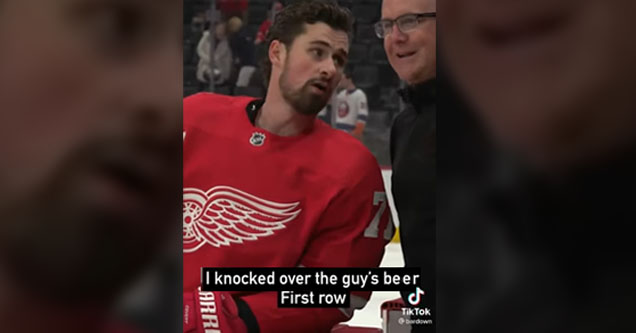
[320,57,338,80]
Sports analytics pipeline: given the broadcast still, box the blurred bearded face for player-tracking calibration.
[278,23,349,116]
[0,0,181,301]
[441,0,636,169]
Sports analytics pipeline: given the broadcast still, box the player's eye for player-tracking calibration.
[333,55,346,69]
[310,48,325,60]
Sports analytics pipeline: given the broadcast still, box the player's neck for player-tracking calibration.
[257,98,315,137]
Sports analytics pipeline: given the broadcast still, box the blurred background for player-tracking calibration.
[0,0,182,332]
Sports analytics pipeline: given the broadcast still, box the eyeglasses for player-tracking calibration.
[374,12,436,39]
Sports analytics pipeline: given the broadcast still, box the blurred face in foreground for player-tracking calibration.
[441,0,636,170]
[0,0,181,302]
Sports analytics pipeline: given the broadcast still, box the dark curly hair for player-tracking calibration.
[260,0,354,87]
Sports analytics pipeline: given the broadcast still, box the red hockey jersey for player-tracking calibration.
[183,93,393,332]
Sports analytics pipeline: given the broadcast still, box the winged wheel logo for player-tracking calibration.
[183,186,301,253]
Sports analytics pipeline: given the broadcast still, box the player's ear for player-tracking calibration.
[269,40,287,68]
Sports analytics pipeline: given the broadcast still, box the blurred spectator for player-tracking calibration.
[195,21,212,90]
[334,70,369,140]
[197,21,233,90]
[227,15,243,35]
[254,1,284,45]
[190,11,207,34]
[225,16,258,90]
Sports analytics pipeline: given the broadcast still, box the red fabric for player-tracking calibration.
[184,289,248,333]
[217,0,248,15]
[255,20,272,43]
[331,324,382,332]
[183,93,393,332]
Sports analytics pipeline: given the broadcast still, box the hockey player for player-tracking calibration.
[334,70,369,140]
[183,1,393,332]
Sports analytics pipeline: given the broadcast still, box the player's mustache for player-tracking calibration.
[306,78,330,90]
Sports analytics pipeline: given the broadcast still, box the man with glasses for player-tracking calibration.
[376,0,436,331]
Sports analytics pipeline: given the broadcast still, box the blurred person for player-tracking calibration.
[183,1,393,332]
[190,11,207,34]
[334,70,369,140]
[0,0,182,332]
[376,0,437,330]
[197,21,233,91]
[227,16,243,35]
[254,1,284,46]
[439,0,636,332]
[226,16,259,89]
[195,21,212,90]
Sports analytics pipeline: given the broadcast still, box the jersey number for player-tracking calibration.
[364,192,394,241]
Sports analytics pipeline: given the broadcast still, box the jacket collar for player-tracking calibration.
[398,79,436,112]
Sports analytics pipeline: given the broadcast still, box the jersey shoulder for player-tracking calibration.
[353,89,367,100]
[183,93,255,129]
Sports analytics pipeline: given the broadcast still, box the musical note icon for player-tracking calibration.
[408,287,425,306]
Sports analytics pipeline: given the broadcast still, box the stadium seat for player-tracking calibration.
[337,0,354,9]
[234,86,264,98]
[184,86,199,97]
[352,65,379,89]
[378,64,400,87]
[214,86,232,95]
[364,85,382,111]
[352,4,380,24]
[248,5,269,23]
[183,65,198,88]
[370,43,388,64]
[355,24,377,43]
[348,43,368,65]
[380,86,400,112]
[245,24,261,41]
[183,39,197,65]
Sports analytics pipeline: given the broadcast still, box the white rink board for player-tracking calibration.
[343,242,404,328]
[381,169,400,228]
[343,169,404,329]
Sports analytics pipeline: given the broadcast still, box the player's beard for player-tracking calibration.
[279,61,331,116]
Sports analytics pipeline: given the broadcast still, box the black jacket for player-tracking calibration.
[391,79,436,331]
[436,73,636,333]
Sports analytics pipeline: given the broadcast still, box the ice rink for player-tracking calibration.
[343,169,405,328]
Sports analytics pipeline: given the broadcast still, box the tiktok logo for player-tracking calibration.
[408,287,425,306]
